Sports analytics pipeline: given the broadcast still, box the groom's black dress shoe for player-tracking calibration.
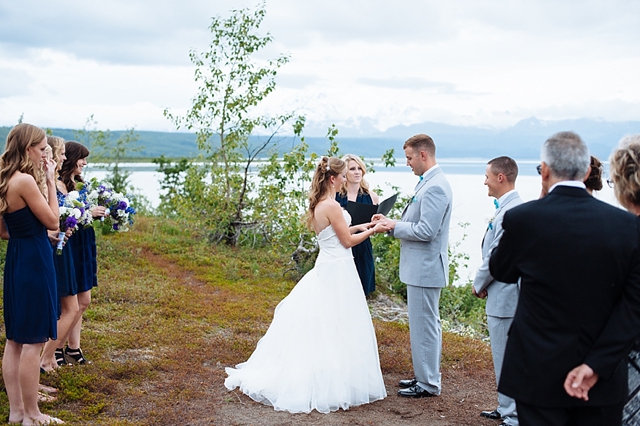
[398,378,417,388]
[480,409,502,420]
[397,384,436,398]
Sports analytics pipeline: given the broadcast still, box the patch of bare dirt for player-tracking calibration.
[105,249,500,426]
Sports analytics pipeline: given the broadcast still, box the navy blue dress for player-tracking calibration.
[67,225,97,293]
[54,190,78,300]
[3,207,58,343]
[335,191,376,296]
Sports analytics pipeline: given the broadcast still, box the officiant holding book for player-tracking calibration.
[336,154,379,296]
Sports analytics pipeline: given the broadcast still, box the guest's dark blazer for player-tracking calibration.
[490,185,640,407]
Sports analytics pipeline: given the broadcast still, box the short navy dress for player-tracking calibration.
[54,190,78,300]
[335,191,376,296]
[3,207,58,343]
[67,224,97,293]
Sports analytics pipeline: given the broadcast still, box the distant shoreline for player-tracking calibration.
[84,157,564,177]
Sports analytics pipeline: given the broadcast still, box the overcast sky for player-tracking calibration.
[1,0,639,134]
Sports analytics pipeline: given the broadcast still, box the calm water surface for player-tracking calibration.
[86,160,619,284]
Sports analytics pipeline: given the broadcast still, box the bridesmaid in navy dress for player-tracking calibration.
[0,123,63,425]
[335,154,379,296]
[40,136,81,372]
[58,142,106,365]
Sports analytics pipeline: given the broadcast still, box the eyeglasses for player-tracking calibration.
[536,164,542,175]
[607,178,614,188]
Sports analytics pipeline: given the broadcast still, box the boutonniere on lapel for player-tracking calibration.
[487,199,499,230]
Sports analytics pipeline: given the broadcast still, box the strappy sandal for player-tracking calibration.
[64,347,87,365]
[24,414,64,425]
[55,348,67,367]
[38,391,57,403]
[39,384,58,394]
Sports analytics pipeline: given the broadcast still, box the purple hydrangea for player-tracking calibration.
[64,216,78,230]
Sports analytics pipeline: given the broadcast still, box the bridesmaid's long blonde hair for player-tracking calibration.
[0,123,47,215]
[306,156,346,230]
[47,136,65,175]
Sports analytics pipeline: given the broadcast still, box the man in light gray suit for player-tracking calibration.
[472,156,522,426]
[374,134,452,398]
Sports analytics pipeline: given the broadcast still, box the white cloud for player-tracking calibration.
[0,67,34,97]
[0,0,639,133]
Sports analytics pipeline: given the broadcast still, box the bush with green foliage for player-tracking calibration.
[373,221,487,337]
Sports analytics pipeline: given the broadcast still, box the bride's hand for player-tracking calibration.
[358,223,373,233]
[373,222,390,234]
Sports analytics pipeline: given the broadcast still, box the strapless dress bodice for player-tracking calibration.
[315,210,352,264]
[4,207,47,238]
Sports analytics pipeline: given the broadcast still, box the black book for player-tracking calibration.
[345,193,398,225]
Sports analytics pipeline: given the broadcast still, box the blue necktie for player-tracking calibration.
[494,199,499,209]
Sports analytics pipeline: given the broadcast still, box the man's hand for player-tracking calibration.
[371,214,386,222]
[371,214,397,230]
[472,287,487,299]
[564,364,599,401]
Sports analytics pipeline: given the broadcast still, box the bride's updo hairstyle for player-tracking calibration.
[306,156,346,229]
[610,136,640,209]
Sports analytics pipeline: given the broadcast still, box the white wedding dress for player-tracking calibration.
[225,210,387,413]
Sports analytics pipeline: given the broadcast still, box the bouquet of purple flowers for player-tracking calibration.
[56,190,86,255]
[81,178,137,233]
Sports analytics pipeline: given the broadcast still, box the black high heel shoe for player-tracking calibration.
[64,346,88,365]
[55,348,67,366]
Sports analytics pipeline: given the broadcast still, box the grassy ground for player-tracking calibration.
[0,216,493,425]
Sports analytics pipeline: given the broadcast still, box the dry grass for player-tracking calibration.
[0,216,493,425]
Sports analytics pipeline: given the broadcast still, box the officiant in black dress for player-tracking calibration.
[336,154,379,296]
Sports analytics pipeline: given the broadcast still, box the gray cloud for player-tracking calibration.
[266,0,640,50]
[0,0,219,65]
[265,0,458,47]
[1,0,638,66]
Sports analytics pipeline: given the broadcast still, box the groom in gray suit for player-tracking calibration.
[374,134,452,398]
[472,156,522,426]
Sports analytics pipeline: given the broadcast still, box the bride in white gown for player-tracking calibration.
[225,156,389,414]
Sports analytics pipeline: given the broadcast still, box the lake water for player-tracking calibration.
[85,160,619,284]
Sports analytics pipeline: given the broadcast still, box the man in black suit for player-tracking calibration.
[489,131,640,426]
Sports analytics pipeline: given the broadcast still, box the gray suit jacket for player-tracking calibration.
[393,165,452,288]
[473,191,523,318]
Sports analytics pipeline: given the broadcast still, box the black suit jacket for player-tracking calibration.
[489,186,640,407]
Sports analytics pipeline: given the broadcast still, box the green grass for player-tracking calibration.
[0,216,491,425]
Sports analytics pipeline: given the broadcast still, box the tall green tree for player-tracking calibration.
[164,2,300,245]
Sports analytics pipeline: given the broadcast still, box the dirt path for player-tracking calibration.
[99,249,500,426]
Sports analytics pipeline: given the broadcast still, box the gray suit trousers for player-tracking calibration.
[487,315,518,425]
[407,284,442,395]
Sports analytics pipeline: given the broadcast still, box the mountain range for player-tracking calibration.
[1,117,637,160]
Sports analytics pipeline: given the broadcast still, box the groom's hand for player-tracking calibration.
[371,214,386,222]
[472,287,487,299]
